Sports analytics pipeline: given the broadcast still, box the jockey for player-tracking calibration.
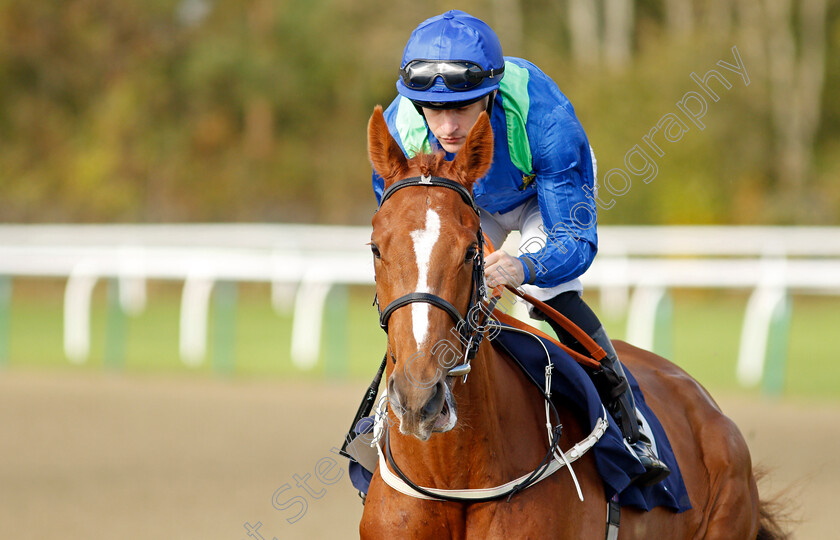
[371,10,670,487]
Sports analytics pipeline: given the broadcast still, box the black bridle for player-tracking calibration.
[370,174,569,504]
[374,174,490,374]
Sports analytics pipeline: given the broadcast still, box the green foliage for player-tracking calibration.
[0,1,838,224]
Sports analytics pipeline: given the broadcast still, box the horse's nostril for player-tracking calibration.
[388,375,403,413]
[421,382,446,420]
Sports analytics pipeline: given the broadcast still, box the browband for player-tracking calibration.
[378,175,479,215]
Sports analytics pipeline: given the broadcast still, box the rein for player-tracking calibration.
[374,325,609,503]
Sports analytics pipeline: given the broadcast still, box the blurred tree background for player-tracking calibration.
[0,0,837,225]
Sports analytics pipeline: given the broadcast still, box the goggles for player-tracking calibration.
[399,60,504,91]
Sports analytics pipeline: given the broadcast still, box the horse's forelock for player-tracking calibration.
[409,152,470,187]
[415,152,444,176]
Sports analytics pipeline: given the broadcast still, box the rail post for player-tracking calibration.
[104,278,126,371]
[212,280,238,376]
[0,276,10,368]
[323,284,348,378]
[761,293,792,397]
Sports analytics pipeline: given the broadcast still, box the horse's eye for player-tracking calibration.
[464,246,477,263]
[370,244,381,259]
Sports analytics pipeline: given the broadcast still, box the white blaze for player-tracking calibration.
[410,209,441,346]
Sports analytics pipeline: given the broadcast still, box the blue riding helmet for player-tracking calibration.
[397,10,505,104]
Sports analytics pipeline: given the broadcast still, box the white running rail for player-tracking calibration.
[1,224,838,387]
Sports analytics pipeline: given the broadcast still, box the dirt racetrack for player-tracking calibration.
[0,369,835,539]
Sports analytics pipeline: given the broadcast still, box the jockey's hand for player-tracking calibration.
[484,251,525,289]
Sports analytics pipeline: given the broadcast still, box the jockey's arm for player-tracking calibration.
[514,107,598,288]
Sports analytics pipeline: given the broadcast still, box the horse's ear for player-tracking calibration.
[451,111,494,185]
[368,106,409,186]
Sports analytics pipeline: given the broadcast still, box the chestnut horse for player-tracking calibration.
[360,105,785,539]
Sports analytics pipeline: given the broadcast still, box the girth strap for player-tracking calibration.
[606,494,621,540]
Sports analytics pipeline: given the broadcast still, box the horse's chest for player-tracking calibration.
[360,476,589,539]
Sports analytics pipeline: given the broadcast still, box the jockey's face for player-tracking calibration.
[422,96,489,153]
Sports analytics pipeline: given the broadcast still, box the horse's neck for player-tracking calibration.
[389,343,548,489]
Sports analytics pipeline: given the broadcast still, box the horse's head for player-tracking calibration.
[368,105,493,441]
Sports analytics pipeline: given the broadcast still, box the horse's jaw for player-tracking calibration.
[391,380,458,441]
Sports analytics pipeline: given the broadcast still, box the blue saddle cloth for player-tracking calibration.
[347,325,691,513]
[492,326,691,512]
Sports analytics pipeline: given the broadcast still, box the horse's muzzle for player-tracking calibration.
[388,376,457,440]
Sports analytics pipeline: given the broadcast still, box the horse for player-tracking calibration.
[359,105,786,539]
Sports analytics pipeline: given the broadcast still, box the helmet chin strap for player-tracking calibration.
[412,100,426,118]
[485,90,495,118]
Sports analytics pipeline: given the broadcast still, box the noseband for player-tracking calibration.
[375,174,491,376]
